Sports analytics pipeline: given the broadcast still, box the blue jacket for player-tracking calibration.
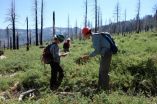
[89,33,111,57]
[50,43,60,63]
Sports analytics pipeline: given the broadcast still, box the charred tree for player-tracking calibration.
[114,1,120,34]
[84,0,88,27]
[94,0,98,32]
[16,32,19,49]
[40,0,44,45]
[75,20,78,39]
[10,36,12,50]
[34,0,38,46]
[136,0,141,33]
[53,11,55,37]
[8,0,16,49]
[26,17,29,51]
[29,31,32,45]
[155,10,157,31]
[6,27,10,49]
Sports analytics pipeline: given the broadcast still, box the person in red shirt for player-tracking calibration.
[63,38,71,52]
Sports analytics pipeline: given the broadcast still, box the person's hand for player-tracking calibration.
[80,55,89,62]
[60,52,68,57]
[75,55,90,64]
[80,55,89,59]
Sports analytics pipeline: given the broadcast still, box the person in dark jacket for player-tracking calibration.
[81,27,112,92]
[49,35,66,90]
[63,38,71,52]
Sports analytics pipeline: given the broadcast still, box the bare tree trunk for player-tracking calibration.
[136,0,141,33]
[11,0,16,49]
[3,41,5,50]
[124,9,127,35]
[97,6,100,31]
[6,27,10,49]
[0,41,1,49]
[75,20,78,39]
[79,31,82,40]
[16,32,19,49]
[70,28,73,41]
[94,0,98,32]
[53,11,55,37]
[84,0,88,27]
[35,0,38,46]
[26,17,29,51]
[29,31,32,45]
[10,36,12,50]
[40,0,44,45]
[114,1,120,34]
[155,10,157,31]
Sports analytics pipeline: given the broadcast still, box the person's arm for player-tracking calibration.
[89,35,101,57]
[60,52,68,57]
[81,35,101,60]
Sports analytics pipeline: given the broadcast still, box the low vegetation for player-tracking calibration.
[0,32,157,104]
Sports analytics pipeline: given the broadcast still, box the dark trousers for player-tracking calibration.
[98,51,112,91]
[50,62,64,89]
[64,48,69,52]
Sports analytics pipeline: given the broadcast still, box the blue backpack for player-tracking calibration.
[101,33,118,54]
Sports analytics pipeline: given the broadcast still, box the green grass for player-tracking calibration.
[0,32,157,103]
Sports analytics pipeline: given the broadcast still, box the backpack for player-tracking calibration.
[101,33,118,54]
[41,43,56,64]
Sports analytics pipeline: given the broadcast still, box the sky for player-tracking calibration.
[0,0,156,29]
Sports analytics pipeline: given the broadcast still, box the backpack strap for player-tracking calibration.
[49,42,57,54]
[100,33,114,45]
[100,33,118,54]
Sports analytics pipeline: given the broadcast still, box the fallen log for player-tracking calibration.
[18,89,36,101]
[56,92,75,96]
[0,55,6,59]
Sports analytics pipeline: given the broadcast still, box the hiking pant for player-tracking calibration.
[50,62,64,89]
[98,51,112,91]
[64,48,69,52]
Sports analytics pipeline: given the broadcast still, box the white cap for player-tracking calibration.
[67,38,71,40]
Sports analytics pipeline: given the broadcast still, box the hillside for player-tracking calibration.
[0,32,157,104]
[0,27,81,47]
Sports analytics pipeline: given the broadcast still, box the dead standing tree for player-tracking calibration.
[84,0,88,28]
[114,1,120,34]
[29,31,32,45]
[26,17,29,51]
[40,0,44,45]
[16,32,19,49]
[136,0,141,33]
[53,11,55,37]
[6,27,10,49]
[153,4,157,31]
[75,20,78,39]
[155,10,157,31]
[10,36,12,49]
[34,0,39,46]
[94,0,98,32]
[7,0,16,49]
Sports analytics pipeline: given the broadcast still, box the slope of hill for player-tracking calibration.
[0,31,157,103]
[0,27,81,47]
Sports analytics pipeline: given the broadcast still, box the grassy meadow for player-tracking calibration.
[0,32,157,104]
